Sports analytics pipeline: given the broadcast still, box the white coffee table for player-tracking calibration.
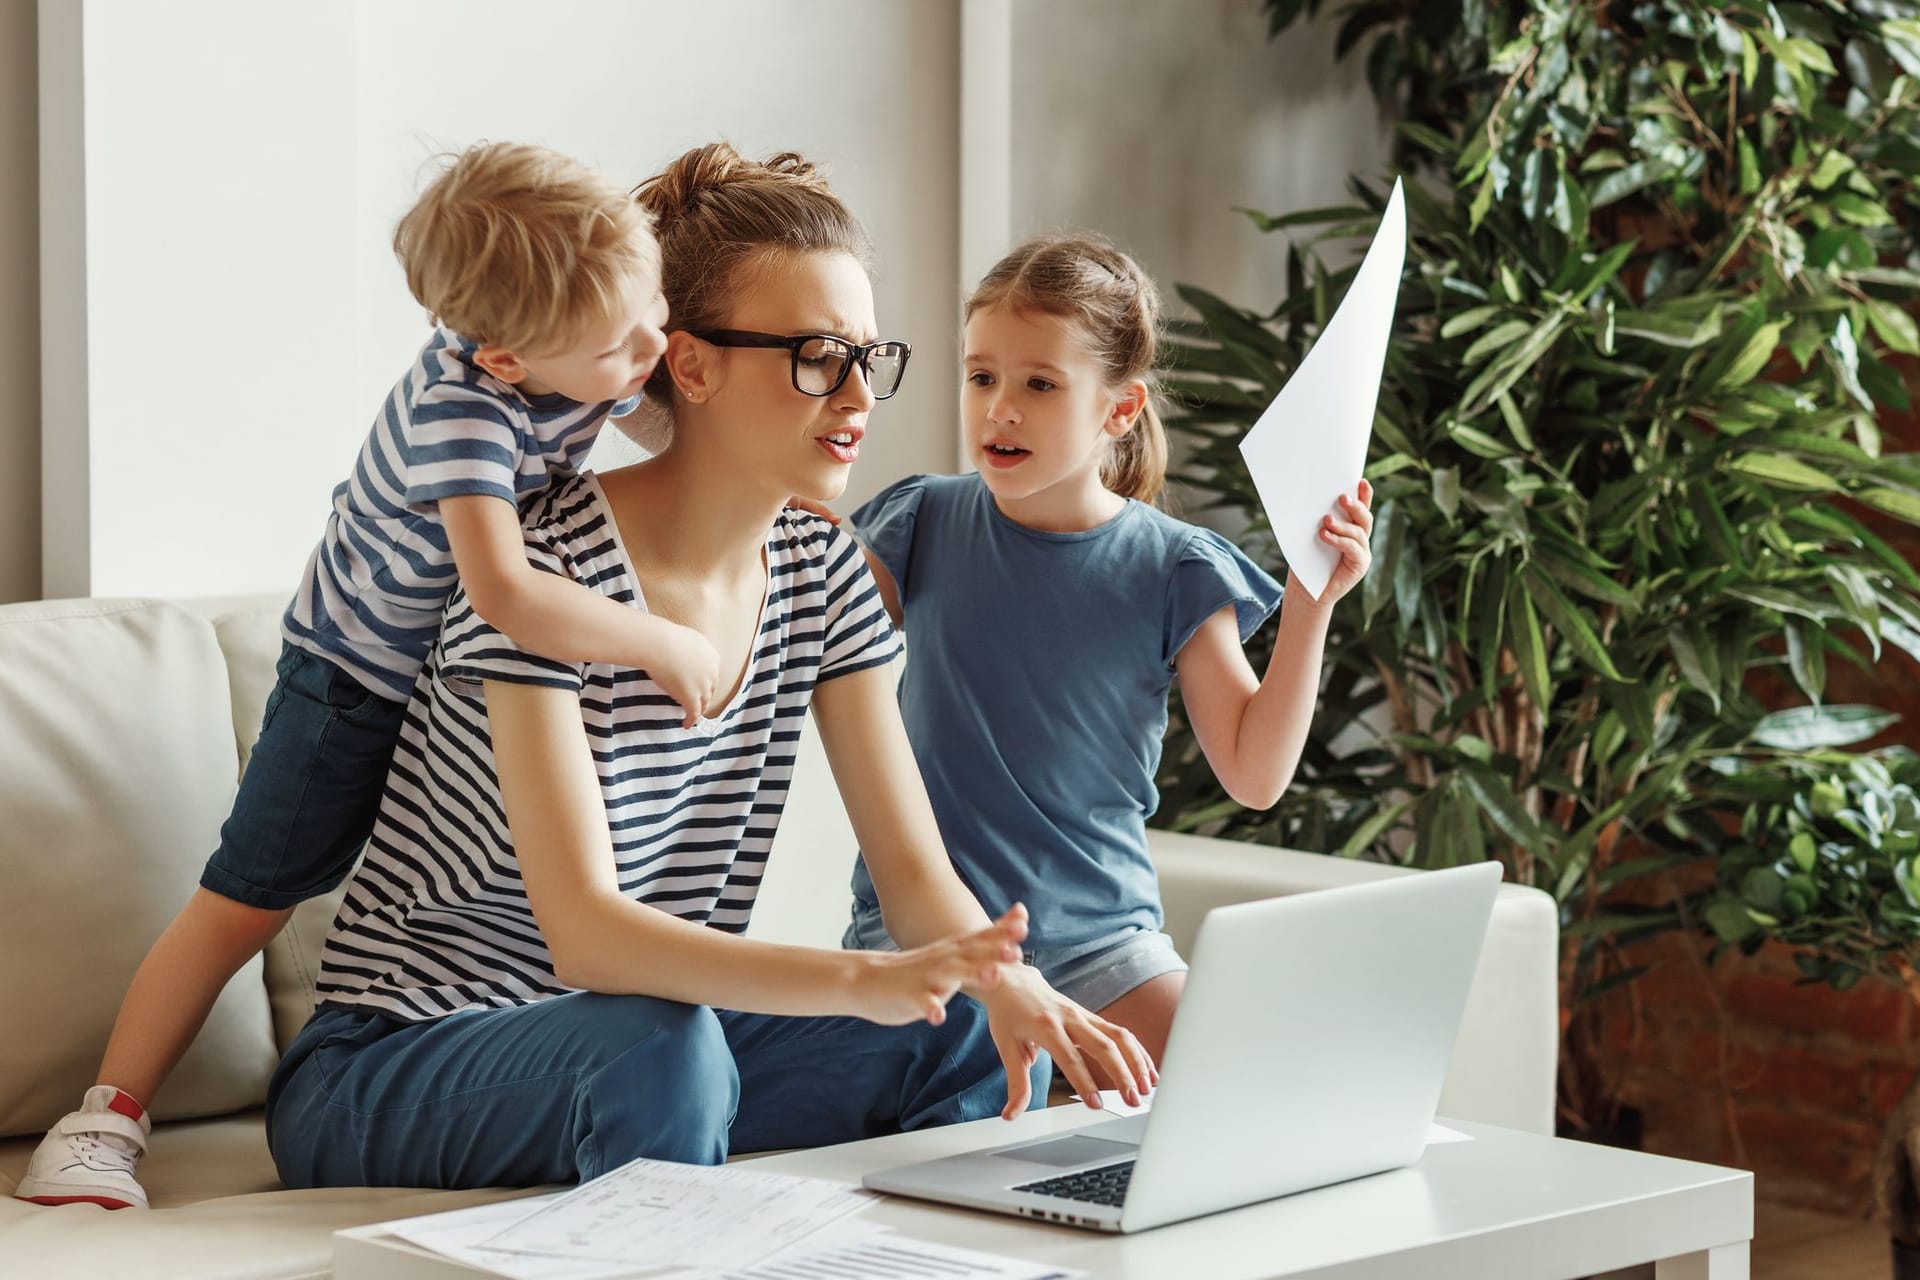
[334,1104,1754,1279]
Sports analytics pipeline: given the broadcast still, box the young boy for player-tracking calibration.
[16,141,717,1209]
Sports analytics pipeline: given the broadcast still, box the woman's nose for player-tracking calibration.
[839,360,878,411]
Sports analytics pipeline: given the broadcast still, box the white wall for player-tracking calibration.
[29,0,1390,601]
[1009,0,1391,361]
[0,0,37,604]
[41,0,964,599]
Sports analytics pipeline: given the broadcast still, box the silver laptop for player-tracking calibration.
[863,860,1502,1233]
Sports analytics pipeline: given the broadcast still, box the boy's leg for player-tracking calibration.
[268,992,739,1189]
[95,891,293,1105]
[15,643,403,1208]
[720,997,1050,1156]
[113,640,402,1100]
[14,899,290,1208]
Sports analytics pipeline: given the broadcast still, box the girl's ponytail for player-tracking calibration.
[1101,398,1168,504]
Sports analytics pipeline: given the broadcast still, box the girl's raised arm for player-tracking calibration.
[1174,482,1374,811]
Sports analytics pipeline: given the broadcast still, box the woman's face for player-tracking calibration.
[690,251,882,504]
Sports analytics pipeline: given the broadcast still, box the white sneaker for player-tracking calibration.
[13,1085,151,1209]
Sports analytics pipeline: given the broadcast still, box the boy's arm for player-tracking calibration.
[441,495,718,725]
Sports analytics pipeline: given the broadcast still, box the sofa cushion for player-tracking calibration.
[0,599,280,1135]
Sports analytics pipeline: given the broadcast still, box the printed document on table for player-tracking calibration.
[1238,177,1406,600]
[481,1158,877,1272]
[380,1195,671,1279]
[722,1226,1080,1280]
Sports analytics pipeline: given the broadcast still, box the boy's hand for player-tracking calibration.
[1316,479,1374,604]
[785,496,842,525]
[647,623,723,727]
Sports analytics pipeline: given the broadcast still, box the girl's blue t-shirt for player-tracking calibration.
[849,473,1285,948]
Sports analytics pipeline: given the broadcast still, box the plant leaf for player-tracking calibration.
[1750,705,1899,750]
[1524,568,1627,681]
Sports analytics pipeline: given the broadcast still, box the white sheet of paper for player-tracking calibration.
[721,1229,1079,1280]
[481,1159,877,1273]
[1238,178,1406,600]
[381,1195,672,1279]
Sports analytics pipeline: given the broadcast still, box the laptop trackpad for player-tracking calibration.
[994,1136,1137,1168]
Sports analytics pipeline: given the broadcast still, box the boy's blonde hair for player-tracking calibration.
[394,141,658,355]
[966,234,1169,506]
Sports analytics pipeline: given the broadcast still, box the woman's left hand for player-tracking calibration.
[1316,478,1374,604]
[977,964,1157,1119]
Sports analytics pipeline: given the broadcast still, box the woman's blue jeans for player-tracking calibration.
[266,992,1044,1189]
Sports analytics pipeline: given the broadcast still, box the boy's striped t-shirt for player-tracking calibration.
[313,474,901,1021]
[283,326,641,701]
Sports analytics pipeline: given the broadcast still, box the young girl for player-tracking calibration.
[843,234,1374,1065]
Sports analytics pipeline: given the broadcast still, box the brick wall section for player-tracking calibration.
[1602,934,1917,1216]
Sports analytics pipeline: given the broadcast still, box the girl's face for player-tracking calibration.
[961,304,1135,513]
[673,251,880,504]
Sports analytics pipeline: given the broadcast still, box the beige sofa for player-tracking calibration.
[0,594,1560,1278]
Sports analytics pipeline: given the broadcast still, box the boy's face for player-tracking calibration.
[484,279,670,405]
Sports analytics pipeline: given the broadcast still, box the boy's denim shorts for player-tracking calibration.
[198,642,408,911]
[843,902,1188,1014]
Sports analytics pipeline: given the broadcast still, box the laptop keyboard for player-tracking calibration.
[1014,1159,1135,1207]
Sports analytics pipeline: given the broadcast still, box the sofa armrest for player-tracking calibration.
[1148,829,1559,1135]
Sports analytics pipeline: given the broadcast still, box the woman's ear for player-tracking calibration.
[1105,380,1149,438]
[665,330,717,404]
[472,345,530,385]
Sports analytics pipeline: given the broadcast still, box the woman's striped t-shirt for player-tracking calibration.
[313,471,901,1021]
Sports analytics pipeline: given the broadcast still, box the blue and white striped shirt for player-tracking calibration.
[313,474,902,1021]
[282,327,640,701]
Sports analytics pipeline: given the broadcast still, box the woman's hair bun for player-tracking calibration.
[634,142,826,238]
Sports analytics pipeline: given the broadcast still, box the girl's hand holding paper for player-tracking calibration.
[1238,179,1404,601]
[1306,479,1374,605]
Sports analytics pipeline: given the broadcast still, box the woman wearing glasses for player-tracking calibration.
[264,143,1154,1192]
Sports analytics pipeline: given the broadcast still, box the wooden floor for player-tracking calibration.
[1594,1203,1887,1279]
[1751,1203,1890,1280]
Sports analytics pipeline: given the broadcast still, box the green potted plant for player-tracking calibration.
[1152,0,1920,1139]
[1696,748,1920,1272]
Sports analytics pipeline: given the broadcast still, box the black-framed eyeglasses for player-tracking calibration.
[689,329,912,400]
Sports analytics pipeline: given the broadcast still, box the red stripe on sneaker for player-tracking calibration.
[14,1193,140,1210]
[106,1090,145,1122]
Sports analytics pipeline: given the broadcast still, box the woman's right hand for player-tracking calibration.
[850,906,1028,1026]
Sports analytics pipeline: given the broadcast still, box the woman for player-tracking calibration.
[265,143,1153,1190]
